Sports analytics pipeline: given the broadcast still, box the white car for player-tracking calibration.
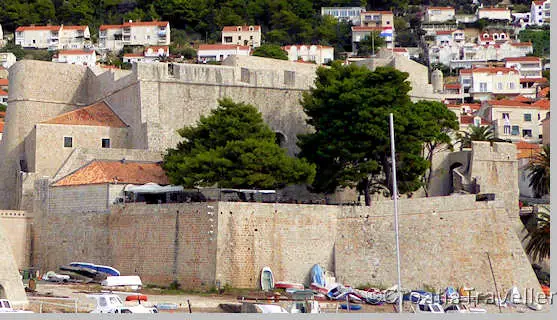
[87,294,157,314]
[416,302,445,313]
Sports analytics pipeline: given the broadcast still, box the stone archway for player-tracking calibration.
[0,284,6,299]
[275,131,287,148]
[448,162,464,195]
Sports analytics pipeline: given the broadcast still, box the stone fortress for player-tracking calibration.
[0,56,542,303]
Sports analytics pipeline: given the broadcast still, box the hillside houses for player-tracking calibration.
[15,25,91,50]
[221,26,262,48]
[98,20,170,52]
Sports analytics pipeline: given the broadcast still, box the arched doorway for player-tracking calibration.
[275,131,287,147]
[448,162,463,195]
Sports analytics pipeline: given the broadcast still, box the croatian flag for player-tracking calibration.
[380,26,393,37]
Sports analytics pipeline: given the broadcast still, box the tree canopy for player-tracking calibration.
[298,62,442,205]
[162,98,315,190]
[527,145,550,198]
[252,44,288,60]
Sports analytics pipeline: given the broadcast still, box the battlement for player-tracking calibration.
[471,141,517,162]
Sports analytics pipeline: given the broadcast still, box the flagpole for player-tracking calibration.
[389,113,403,313]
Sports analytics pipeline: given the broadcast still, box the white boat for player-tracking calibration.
[101,276,142,290]
[414,302,445,313]
[42,270,71,282]
[0,299,34,313]
[444,304,486,313]
[260,267,274,291]
[87,294,157,314]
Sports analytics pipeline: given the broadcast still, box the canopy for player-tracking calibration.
[124,183,184,194]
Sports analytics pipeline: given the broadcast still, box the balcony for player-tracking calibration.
[50,33,59,40]
[158,38,167,43]
[123,28,131,35]
[123,36,131,43]
[99,31,107,38]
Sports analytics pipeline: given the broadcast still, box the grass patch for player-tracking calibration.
[142,283,254,296]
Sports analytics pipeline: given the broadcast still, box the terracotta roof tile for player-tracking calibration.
[479,7,509,11]
[512,95,533,102]
[99,24,123,30]
[122,21,169,27]
[123,53,144,57]
[444,83,461,89]
[515,142,542,159]
[460,115,490,125]
[472,67,517,74]
[41,101,127,127]
[436,30,457,35]
[222,25,261,32]
[531,99,550,110]
[392,48,408,52]
[504,57,541,62]
[487,100,538,108]
[0,111,5,118]
[0,89,7,96]
[538,87,550,98]
[16,25,60,32]
[282,45,333,50]
[510,42,533,47]
[352,26,383,31]
[520,78,547,83]
[62,25,88,31]
[52,160,169,187]
[0,122,3,133]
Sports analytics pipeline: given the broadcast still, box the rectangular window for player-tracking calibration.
[512,125,520,136]
[479,82,487,92]
[502,113,509,119]
[522,129,532,137]
[497,82,503,90]
[241,68,250,83]
[504,125,511,135]
[224,36,232,43]
[284,70,296,86]
[102,138,111,148]
[64,136,73,148]
[509,82,515,89]
[524,114,532,122]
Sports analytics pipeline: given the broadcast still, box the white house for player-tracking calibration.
[434,30,465,46]
[197,44,251,62]
[459,67,521,101]
[0,89,7,104]
[530,0,551,25]
[424,7,456,23]
[282,45,334,65]
[99,21,171,52]
[222,26,261,48]
[321,7,365,25]
[352,26,394,52]
[477,31,510,45]
[505,57,542,78]
[53,50,96,66]
[477,7,512,21]
[123,46,169,64]
[0,52,16,69]
[15,25,91,50]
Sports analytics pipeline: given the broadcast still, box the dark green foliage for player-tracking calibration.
[298,63,440,205]
[252,44,288,60]
[163,98,315,189]
[523,206,550,262]
[0,42,25,60]
[0,104,6,112]
[528,145,550,198]
[356,33,385,56]
[457,125,495,149]
[519,29,550,57]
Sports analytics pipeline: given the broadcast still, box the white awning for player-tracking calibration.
[124,183,184,194]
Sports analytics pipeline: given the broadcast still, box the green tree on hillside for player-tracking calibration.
[519,29,550,57]
[457,125,495,149]
[357,32,385,56]
[413,100,459,197]
[298,63,436,205]
[163,98,315,190]
[252,44,288,60]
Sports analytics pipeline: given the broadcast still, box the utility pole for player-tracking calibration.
[389,113,403,313]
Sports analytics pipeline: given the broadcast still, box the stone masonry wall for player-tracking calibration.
[109,203,217,288]
[0,211,32,269]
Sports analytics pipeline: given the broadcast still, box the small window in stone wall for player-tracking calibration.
[284,71,296,86]
[64,136,73,148]
[102,138,111,148]
[241,68,250,83]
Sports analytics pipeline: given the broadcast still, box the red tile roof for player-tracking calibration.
[504,57,541,62]
[59,50,95,55]
[512,95,532,102]
[15,25,60,32]
[123,21,169,27]
[436,30,456,35]
[145,46,169,52]
[0,122,4,133]
[472,67,517,74]
[444,83,461,89]
[99,25,123,30]
[0,111,5,118]
[516,141,541,150]
[52,160,169,187]
[459,69,473,74]
[534,1,546,5]
[123,53,144,57]
[197,44,250,51]
[487,100,538,108]
[392,48,408,53]
[531,99,550,110]
[510,42,533,47]
[222,25,261,32]
[520,78,547,83]
[41,101,127,127]
[460,115,490,125]
[0,89,7,96]
[515,141,542,159]
[538,87,550,98]
[62,25,88,31]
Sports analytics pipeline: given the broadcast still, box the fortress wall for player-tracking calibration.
[0,217,28,305]
[109,203,217,288]
[215,202,338,288]
[85,67,137,103]
[104,84,146,149]
[0,211,32,269]
[141,81,309,155]
[335,196,540,294]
